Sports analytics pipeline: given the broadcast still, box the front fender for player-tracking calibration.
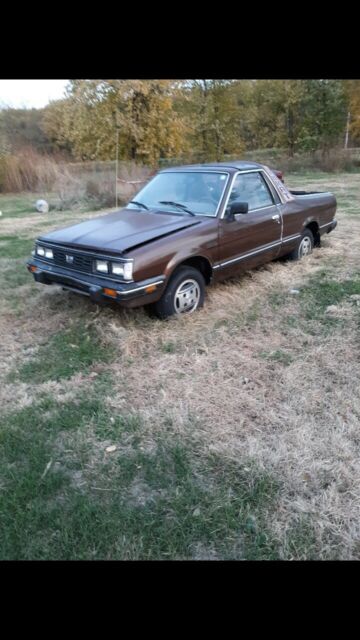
[164,251,214,280]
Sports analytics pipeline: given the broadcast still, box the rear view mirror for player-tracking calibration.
[227,200,249,219]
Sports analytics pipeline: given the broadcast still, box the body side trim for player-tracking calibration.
[319,220,336,229]
[212,233,301,270]
[213,240,281,269]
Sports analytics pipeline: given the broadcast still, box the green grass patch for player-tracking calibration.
[1,263,32,290]
[284,518,319,560]
[245,304,260,324]
[10,324,114,384]
[0,193,62,219]
[269,291,288,309]
[272,272,360,337]
[0,235,34,259]
[299,272,360,319]
[0,393,281,560]
[161,341,176,353]
[93,411,142,442]
[259,349,293,366]
[0,194,36,218]
[284,315,299,328]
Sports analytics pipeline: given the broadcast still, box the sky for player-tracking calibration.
[0,80,69,109]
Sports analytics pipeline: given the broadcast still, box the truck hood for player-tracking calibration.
[39,208,201,254]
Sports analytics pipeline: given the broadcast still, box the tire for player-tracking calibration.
[153,266,205,319]
[288,228,314,261]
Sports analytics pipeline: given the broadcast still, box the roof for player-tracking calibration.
[160,161,263,173]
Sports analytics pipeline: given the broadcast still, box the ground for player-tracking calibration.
[0,172,360,560]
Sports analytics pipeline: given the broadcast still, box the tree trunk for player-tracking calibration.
[287,106,295,157]
[344,111,351,149]
[200,80,208,159]
[213,90,222,161]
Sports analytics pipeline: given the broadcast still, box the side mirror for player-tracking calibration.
[226,200,249,219]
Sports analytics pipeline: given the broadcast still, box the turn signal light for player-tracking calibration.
[28,265,37,273]
[145,285,157,294]
[103,288,117,298]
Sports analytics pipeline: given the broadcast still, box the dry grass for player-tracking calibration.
[97,225,360,558]
[0,151,152,212]
[1,171,360,559]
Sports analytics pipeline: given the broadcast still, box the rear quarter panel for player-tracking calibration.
[281,192,337,239]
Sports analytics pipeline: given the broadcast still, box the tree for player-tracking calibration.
[0,107,54,154]
[26,79,355,165]
[42,80,188,164]
[41,99,74,156]
[343,80,360,144]
[230,80,348,157]
[236,80,306,155]
[178,80,244,161]
[297,80,347,154]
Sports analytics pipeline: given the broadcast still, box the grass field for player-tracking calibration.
[1,173,360,560]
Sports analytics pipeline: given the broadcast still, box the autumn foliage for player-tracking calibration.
[1,80,360,194]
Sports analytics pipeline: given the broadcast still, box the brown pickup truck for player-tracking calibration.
[27,161,337,318]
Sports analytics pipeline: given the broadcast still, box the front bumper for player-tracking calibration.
[27,258,166,307]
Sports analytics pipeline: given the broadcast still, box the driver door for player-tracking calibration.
[217,170,282,275]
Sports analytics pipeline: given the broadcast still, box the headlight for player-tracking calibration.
[111,262,133,280]
[111,263,124,277]
[36,246,45,256]
[45,249,53,259]
[95,260,109,273]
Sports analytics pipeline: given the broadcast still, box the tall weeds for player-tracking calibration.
[0,149,152,210]
[1,146,359,210]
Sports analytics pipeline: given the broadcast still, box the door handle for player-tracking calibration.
[272,214,281,223]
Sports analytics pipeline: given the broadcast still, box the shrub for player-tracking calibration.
[0,148,60,193]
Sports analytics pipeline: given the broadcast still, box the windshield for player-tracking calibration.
[126,171,229,216]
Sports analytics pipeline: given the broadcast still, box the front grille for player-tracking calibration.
[52,248,94,274]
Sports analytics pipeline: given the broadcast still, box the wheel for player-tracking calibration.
[153,266,205,319]
[288,229,314,261]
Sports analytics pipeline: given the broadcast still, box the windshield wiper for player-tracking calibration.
[128,200,149,210]
[158,201,195,216]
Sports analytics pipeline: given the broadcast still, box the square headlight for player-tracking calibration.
[37,246,45,256]
[111,263,124,276]
[111,261,133,280]
[45,249,53,259]
[95,260,109,273]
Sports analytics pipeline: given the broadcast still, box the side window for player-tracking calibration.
[228,172,274,211]
[263,172,281,204]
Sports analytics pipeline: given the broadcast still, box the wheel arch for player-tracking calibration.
[166,254,213,285]
[303,219,320,247]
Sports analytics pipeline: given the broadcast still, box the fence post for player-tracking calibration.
[115,128,119,208]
